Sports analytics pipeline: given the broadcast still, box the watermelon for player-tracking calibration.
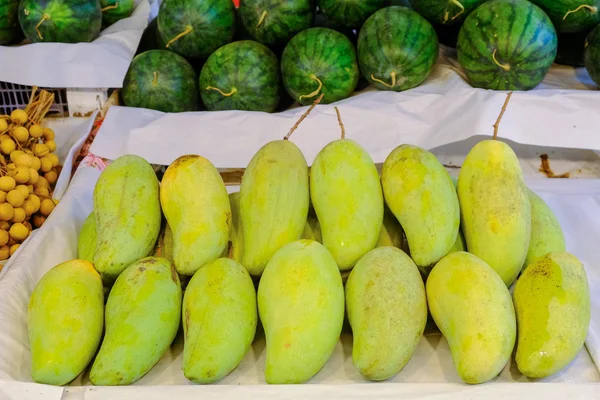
[411,0,487,25]
[584,23,600,85]
[457,0,558,90]
[529,0,600,33]
[0,0,20,45]
[239,0,314,47]
[157,0,236,60]
[313,9,358,45]
[122,50,199,113]
[317,0,387,29]
[100,0,133,26]
[358,6,438,91]
[199,40,281,112]
[281,27,359,105]
[555,29,590,66]
[18,0,102,43]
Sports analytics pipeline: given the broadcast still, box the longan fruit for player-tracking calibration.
[9,244,20,256]
[40,156,52,173]
[1,138,16,155]
[16,185,29,198]
[0,176,15,192]
[32,214,46,228]
[46,140,56,153]
[24,221,32,231]
[7,235,16,246]
[33,143,49,158]
[9,223,28,241]
[47,153,59,167]
[35,177,48,188]
[9,150,23,163]
[31,156,41,171]
[34,186,49,198]
[23,194,40,215]
[42,127,55,141]
[15,153,33,168]
[0,191,5,203]
[29,124,43,138]
[40,198,55,216]
[6,190,24,207]
[0,245,9,260]
[11,207,25,223]
[45,170,58,185]
[0,134,9,142]
[28,169,39,185]
[0,221,9,230]
[9,166,30,184]
[0,203,14,221]
[0,229,8,246]
[0,119,8,133]
[12,126,29,143]
[10,109,28,125]
[6,163,15,171]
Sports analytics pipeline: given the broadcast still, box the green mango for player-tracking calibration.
[301,213,322,243]
[426,251,516,384]
[514,252,590,379]
[524,189,566,268]
[78,211,96,263]
[93,155,161,281]
[346,247,427,381]
[161,155,231,276]
[258,240,344,384]
[457,140,531,286]
[377,206,409,254]
[152,222,174,264]
[182,258,257,383]
[240,140,309,276]
[228,192,243,262]
[28,260,104,385]
[310,139,383,271]
[382,145,460,274]
[90,257,182,385]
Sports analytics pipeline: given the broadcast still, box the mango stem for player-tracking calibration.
[284,93,324,141]
[101,2,119,12]
[166,25,193,49]
[35,14,50,40]
[256,10,268,29]
[371,71,397,88]
[298,74,323,101]
[492,49,510,71]
[334,106,345,139]
[493,91,513,140]
[563,4,597,20]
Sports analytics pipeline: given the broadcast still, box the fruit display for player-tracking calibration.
[0,88,61,261]
[317,0,387,29]
[100,0,134,27]
[530,0,600,33]
[412,0,487,25]
[26,93,592,387]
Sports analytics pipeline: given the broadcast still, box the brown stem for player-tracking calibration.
[165,25,193,49]
[101,2,119,12]
[283,93,324,141]
[334,107,345,139]
[493,91,513,140]
[35,14,50,40]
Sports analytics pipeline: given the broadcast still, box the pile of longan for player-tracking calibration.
[0,108,60,261]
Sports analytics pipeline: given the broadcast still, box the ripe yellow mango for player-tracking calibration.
[311,139,383,271]
[182,258,257,383]
[301,212,322,243]
[28,260,104,385]
[514,252,590,379]
[90,257,182,385]
[346,247,427,381]
[77,211,96,263]
[427,251,516,384]
[258,240,344,384]
[161,155,231,275]
[382,145,459,274]
[93,155,161,281]
[524,189,566,268]
[228,192,243,262]
[240,140,309,276]
[458,140,531,286]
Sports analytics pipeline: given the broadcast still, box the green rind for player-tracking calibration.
[122,50,199,113]
[317,0,387,29]
[281,27,359,105]
[529,0,600,33]
[457,0,558,90]
[157,0,236,59]
[411,0,487,25]
[100,0,134,26]
[240,0,314,46]
[584,23,600,85]
[358,6,438,91]
[19,0,102,43]
[199,40,281,112]
[0,0,20,44]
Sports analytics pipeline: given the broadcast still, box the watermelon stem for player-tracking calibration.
[166,25,194,49]
[492,91,513,140]
[206,86,238,97]
[492,49,510,71]
[153,72,159,85]
[334,107,345,139]
[283,93,324,141]
[562,4,597,20]
[35,14,50,40]
[298,74,323,101]
[101,2,119,12]
[256,10,268,29]
[443,0,465,23]
[370,72,397,88]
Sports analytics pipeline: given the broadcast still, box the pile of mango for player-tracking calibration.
[28,109,590,387]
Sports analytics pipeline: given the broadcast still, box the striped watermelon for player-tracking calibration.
[411,0,487,25]
[239,0,314,47]
[199,40,281,112]
[0,0,20,44]
[529,0,600,33]
[317,0,387,29]
[281,27,359,105]
[584,23,600,85]
[100,0,134,26]
[457,0,558,90]
[157,0,236,59]
[358,7,438,91]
